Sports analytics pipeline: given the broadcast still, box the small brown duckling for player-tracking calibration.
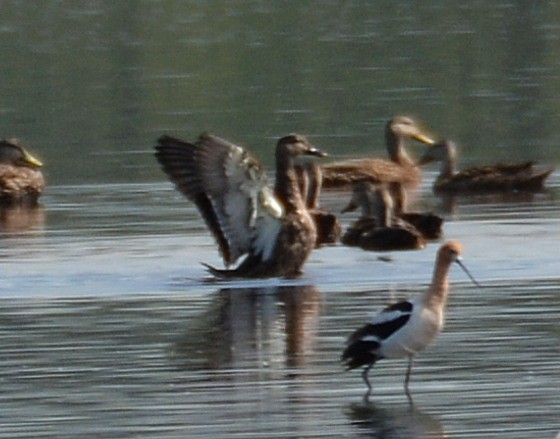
[0,139,44,206]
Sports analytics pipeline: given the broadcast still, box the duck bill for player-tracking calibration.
[341,200,357,214]
[23,150,43,168]
[306,147,328,158]
[455,258,481,287]
[412,133,436,145]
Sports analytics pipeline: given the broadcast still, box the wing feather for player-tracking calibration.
[155,133,283,266]
[346,300,413,347]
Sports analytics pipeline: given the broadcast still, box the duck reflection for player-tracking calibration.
[172,284,321,371]
[346,400,445,439]
[437,191,542,215]
[0,205,45,234]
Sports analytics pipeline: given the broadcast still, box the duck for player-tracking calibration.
[321,116,435,189]
[388,182,444,240]
[295,161,341,247]
[155,132,327,278]
[342,241,479,398]
[0,139,44,206]
[418,140,554,194]
[341,182,426,251]
[340,181,380,247]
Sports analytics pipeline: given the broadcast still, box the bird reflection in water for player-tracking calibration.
[172,285,321,373]
[437,190,543,216]
[0,205,45,235]
[346,400,445,439]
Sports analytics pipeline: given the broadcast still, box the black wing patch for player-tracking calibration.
[384,300,413,313]
[342,300,414,370]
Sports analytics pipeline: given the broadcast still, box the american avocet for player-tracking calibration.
[342,241,479,397]
[321,116,435,189]
[295,161,341,247]
[155,133,326,278]
[0,139,44,206]
[341,183,425,251]
[418,140,554,194]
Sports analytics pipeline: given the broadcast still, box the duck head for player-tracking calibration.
[0,139,43,169]
[276,134,327,160]
[387,116,436,146]
[341,181,377,216]
[417,140,457,166]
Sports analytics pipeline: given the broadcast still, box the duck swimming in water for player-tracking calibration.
[321,116,435,189]
[341,182,425,251]
[155,133,327,278]
[0,139,44,206]
[418,140,554,194]
[388,182,444,240]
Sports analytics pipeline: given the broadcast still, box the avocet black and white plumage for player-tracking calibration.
[342,241,479,397]
[155,132,326,278]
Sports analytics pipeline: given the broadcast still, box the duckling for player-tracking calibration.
[418,140,554,194]
[295,161,341,247]
[0,139,44,206]
[155,133,327,278]
[321,116,435,189]
[341,183,425,251]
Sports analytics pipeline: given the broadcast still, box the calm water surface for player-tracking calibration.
[1,1,560,438]
[0,173,559,438]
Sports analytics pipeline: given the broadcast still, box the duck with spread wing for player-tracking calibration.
[155,133,327,278]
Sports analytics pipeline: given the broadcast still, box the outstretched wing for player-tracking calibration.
[155,133,284,266]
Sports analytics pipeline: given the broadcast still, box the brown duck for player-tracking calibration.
[295,161,341,247]
[388,182,444,240]
[418,140,554,194]
[155,133,327,278]
[0,139,44,206]
[341,182,425,251]
[321,116,435,189]
[342,181,441,242]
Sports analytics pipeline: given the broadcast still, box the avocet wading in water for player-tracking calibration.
[341,241,479,398]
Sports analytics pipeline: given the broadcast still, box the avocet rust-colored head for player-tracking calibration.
[439,241,480,287]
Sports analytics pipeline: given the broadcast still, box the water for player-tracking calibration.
[0,2,559,438]
[0,174,559,438]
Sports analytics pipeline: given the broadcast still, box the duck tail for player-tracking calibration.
[201,262,236,278]
[529,167,555,190]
